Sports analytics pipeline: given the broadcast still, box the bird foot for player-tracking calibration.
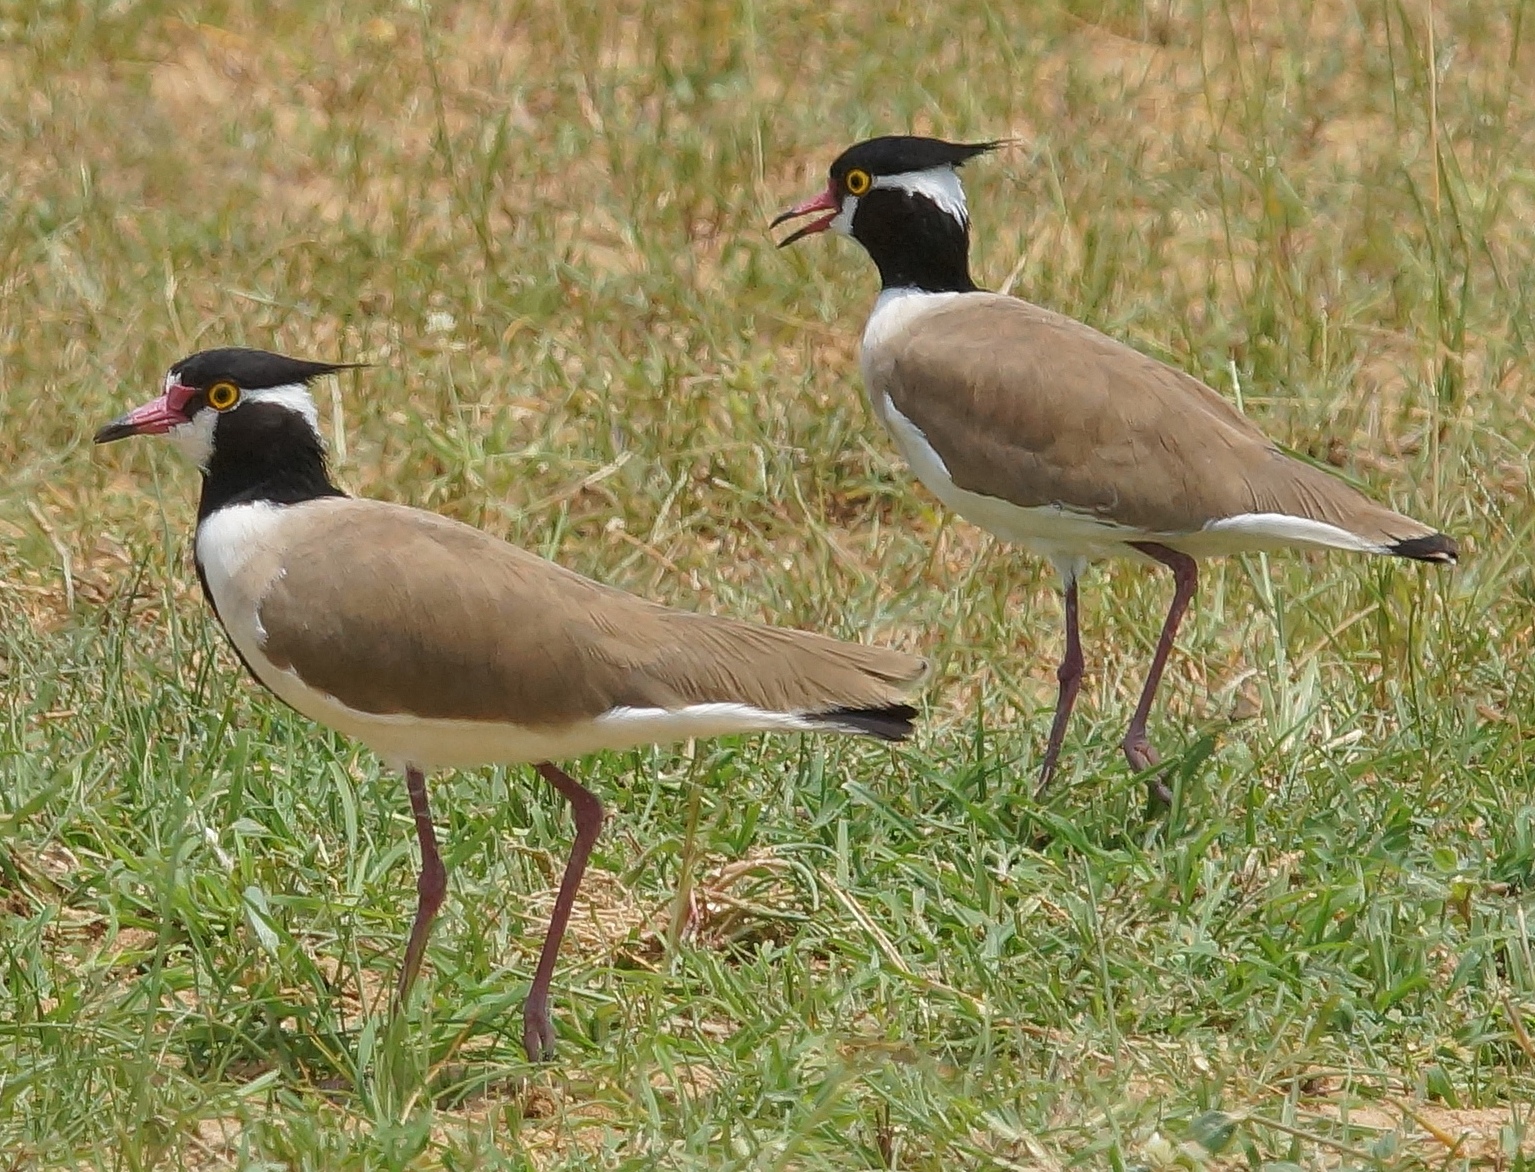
[1123,735,1174,811]
[1144,775,1174,812]
[1122,732,1160,772]
[1033,759,1059,802]
[523,1002,556,1063]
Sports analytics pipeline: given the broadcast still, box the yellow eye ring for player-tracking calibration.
[844,168,871,196]
[207,381,240,410]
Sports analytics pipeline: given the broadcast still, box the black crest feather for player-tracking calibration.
[171,348,364,390]
[829,136,1005,182]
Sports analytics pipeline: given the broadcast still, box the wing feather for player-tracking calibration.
[874,294,1438,545]
[256,500,925,724]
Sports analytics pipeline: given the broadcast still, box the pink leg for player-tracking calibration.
[1035,575,1084,798]
[395,765,446,1008]
[523,762,604,1062]
[1123,543,1199,800]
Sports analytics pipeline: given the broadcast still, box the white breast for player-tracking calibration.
[196,501,288,650]
[859,287,964,365]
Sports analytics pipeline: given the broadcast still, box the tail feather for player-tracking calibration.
[1244,453,1459,564]
[1388,532,1459,564]
[646,611,929,721]
[811,703,919,742]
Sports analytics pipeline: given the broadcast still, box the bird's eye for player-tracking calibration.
[844,168,872,196]
[207,382,240,411]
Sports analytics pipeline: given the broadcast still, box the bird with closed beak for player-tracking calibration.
[774,135,1456,800]
[95,347,927,1061]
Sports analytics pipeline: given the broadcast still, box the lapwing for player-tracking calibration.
[773,135,1457,798]
[95,347,927,1060]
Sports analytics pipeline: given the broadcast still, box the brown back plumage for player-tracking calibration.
[254,499,925,726]
[868,294,1447,550]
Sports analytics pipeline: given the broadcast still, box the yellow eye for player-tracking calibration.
[207,382,240,410]
[844,168,871,196]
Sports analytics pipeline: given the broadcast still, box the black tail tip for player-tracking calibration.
[818,703,920,742]
[1389,532,1459,565]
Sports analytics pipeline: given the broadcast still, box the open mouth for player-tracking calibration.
[94,381,196,443]
[771,184,839,247]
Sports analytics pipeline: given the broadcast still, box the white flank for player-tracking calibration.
[873,167,969,223]
[223,655,849,773]
[857,296,1400,566]
[879,401,1397,563]
[875,398,1397,565]
[252,679,855,772]
[879,395,1141,565]
[860,289,1138,565]
[1191,513,1389,556]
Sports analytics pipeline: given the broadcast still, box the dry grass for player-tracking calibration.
[3,0,1535,1167]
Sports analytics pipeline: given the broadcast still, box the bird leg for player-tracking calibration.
[1035,575,1084,798]
[395,765,446,1008]
[1123,543,1199,803]
[523,762,605,1063]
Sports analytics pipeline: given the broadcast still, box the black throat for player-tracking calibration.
[197,401,346,521]
[850,187,979,294]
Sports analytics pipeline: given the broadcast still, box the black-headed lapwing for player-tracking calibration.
[95,348,927,1060]
[773,135,1457,798]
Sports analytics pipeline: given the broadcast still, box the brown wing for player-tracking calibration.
[256,500,924,725]
[872,294,1435,543]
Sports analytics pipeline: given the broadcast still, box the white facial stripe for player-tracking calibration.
[872,167,969,223]
[243,384,320,435]
[829,194,859,236]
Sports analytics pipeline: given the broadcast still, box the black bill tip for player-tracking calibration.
[93,418,138,445]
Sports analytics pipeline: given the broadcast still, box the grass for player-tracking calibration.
[2,0,1534,1165]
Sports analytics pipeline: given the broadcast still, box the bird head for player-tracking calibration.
[772,135,1002,247]
[772,135,1003,294]
[95,348,360,471]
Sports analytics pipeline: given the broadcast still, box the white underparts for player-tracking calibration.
[855,283,1404,570]
[881,394,1143,566]
[196,501,286,644]
[252,701,854,773]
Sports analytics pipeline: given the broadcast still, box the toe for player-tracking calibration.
[522,1005,556,1063]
